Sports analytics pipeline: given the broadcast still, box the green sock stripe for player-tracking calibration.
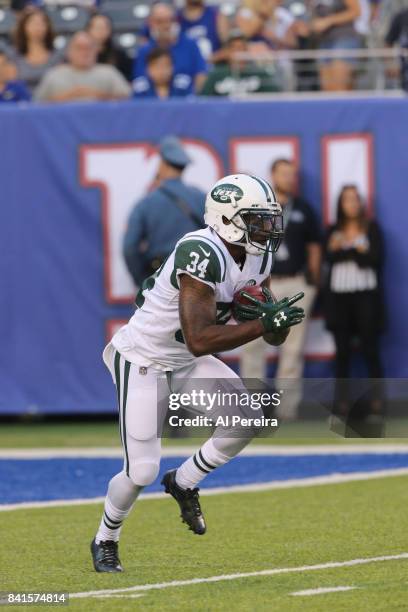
[122,360,131,478]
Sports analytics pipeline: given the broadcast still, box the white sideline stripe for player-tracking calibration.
[70,554,408,599]
[2,467,408,512]
[2,443,408,459]
[291,586,357,596]
[93,594,145,599]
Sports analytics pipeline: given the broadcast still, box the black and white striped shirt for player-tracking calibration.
[330,234,378,293]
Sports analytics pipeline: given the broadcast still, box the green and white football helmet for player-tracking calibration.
[204,173,284,256]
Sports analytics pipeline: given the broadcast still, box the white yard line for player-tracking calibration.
[291,586,357,596]
[2,467,408,512]
[2,443,408,459]
[70,553,408,599]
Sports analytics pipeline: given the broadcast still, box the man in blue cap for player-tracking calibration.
[123,136,206,287]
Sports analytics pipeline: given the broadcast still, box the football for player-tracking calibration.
[233,284,276,321]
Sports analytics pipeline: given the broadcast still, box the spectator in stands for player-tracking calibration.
[124,136,206,287]
[385,8,408,91]
[133,2,208,96]
[35,31,131,102]
[241,159,321,420]
[86,13,133,82]
[178,0,230,60]
[236,0,307,50]
[323,185,384,384]
[308,0,362,91]
[10,7,63,93]
[200,29,281,95]
[133,48,188,98]
[0,50,30,102]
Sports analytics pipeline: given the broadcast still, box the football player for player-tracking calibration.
[91,173,305,572]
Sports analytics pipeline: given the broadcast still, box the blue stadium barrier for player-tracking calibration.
[0,98,407,414]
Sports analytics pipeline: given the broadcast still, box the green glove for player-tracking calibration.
[237,291,305,333]
[234,286,274,322]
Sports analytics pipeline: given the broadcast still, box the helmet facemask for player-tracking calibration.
[228,208,284,256]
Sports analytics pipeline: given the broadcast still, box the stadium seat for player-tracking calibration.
[219,3,237,18]
[113,32,139,58]
[284,0,308,19]
[53,34,68,51]
[46,5,89,35]
[0,7,15,38]
[100,1,149,34]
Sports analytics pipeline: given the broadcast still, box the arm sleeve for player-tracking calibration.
[123,203,147,286]
[173,239,223,291]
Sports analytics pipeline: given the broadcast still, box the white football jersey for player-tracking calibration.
[111,227,273,370]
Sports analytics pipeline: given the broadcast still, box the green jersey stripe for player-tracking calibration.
[114,352,124,450]
[122,360,131,478]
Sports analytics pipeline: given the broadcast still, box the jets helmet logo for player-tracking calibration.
[211,183,244,204]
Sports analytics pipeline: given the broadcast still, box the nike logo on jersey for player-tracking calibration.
[199,245,211,257]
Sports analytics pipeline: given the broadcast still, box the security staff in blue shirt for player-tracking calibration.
[133,2,208,96]
[123,136,206,287]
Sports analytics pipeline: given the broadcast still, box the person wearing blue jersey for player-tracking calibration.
[0,52,31,102]
[178,0,229,59]
[133,2,208,95]
[133,48,190,98]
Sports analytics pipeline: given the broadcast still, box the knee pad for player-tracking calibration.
[128,459,160,487]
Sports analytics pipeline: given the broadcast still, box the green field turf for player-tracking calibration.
[2,476,408,611]
[1,420,407,449]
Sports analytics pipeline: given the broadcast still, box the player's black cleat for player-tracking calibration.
[91,538,123,573]
[161,469,206,535]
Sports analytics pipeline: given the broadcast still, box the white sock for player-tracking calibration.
[95,471,142,543]
[175,438,232,490]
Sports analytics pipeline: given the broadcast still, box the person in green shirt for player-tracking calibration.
[200,29,281,96]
